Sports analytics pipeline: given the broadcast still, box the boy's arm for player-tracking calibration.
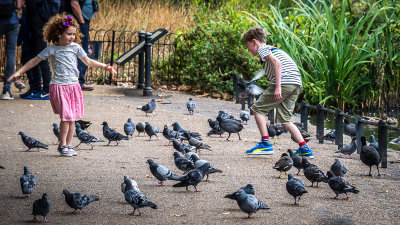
[80,56,117,76]
[7,56,43,82]
[265,54,282,101]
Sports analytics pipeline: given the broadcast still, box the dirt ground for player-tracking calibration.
[0,84,399,225]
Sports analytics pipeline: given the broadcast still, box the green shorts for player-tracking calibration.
[250,84,301,124]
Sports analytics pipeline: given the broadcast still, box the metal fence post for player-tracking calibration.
[138,31,146,89]
[335,109,343,149]
[143,32,152,96]
[316,104,324,144]
[378,120,388,168]
[355,115,364,154]
[300,100,308,132]
[108,30,116,85]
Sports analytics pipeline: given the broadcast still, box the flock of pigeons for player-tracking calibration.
[4,97,390,222]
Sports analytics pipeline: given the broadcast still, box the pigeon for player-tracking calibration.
[389,136,400,145]
[184,148,199,161]
[266,124,277,142]
[171,122,201,138]
[101,122,129,146]
[183,132,212,152]
[0,165,4,169]
[291,123,311,143]
[302,158,328,187]
[121,175,139,193]
[14,79,27,92]
[273,124,287,137]
[136,122,146,136]
[163,125,183,145]
[216,116,244,141]
[330,158,347,177]
[75,123,104,149]
[217,110,240,121]
[273,153,293,178]
[224,184,255,200]
[286,174,308,205]
[235,189,269,218]
[137,99,156,116]
[52,123,60,144]
[344,118,356,136]
[360,136,381,176]
[190,154,223,181]
[324,129,336,143]
[369,135,379,151]
[174,152,195,173]
[62,189,100,214]
[146,159,181,186]
[287,149,303,175]
[207,119,225,137]
[187,98,196,114]
[335,136,357,159]
[124,118,135,137]
[240,110,250,124]
[327,171,359,199]
[124,179,157,215]
[18,131,48,151]
[20,166,36,197]
[76,120,92,130]
[171,138,196,154]
[144,122,161,141]
[208,119,219,130]
[172,162,209,192]
[32,193,50,223]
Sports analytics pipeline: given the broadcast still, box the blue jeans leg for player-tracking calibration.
[78,21,90,85]
[0,23,19,92]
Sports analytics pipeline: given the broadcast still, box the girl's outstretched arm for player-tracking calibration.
[80,57,117,76]
[7,56,43,82]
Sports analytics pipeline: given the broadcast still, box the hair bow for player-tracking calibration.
[63,16,73,27]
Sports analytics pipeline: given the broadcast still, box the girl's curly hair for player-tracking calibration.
[43,13,82,44]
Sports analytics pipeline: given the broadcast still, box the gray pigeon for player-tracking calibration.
[62,189,99,214]
[360,136,381,176]
[327,171,359,199]
[101,122,129,146]
[286,174,308,205]
[184,148,199,161]
[147,159,181,186]
[32,193,50,223]
[172,162,209,192]
[344,118,356,136]
[136,122,146,136]
[335,136,357,159]
[217,110,240,121]
[302,158,328,187]
[369,135,379,151]
[124,118,135,137]
[75,123,104,149]
[330,158,347,177]
[207,120,225,138]
[163,126,183,145]
[121,175,139,193]
[324,129,336,143]
[173,152,194,173]
[137,99,156,116]
[124,179,157,215]
[52,123,60,144]
[235,189,269,218]
[216,116,244,141]
[287,149,303,175]
[20,166,36,197]
[171,122,201,138]
[171,138,196,154]
[224,184,255,200]
[183,132,212,152]
[144,122,161,141]
[190,154,223,181]
[273,153,293,178]
[187,98,196,114]
[14,79,27,92]
[18,131,48,151]
[240,110,250,124]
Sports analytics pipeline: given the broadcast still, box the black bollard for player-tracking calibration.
[378,120,388,168]
[268,109,275,125]
[108,30,116,85]
[143,32,152,96]
[137,31,146,89]
[334,109,343,149]
[316,104,324,144]
[300,100,308,132]
[355,116,364,154]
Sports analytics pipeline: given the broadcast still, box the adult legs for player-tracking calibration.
[1,23,19,93]
[77,21,91,87]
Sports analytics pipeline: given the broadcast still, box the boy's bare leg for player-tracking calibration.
[254,112,269,137]
[282,122,304,143]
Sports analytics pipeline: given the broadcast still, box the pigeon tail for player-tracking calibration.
[224,193,236,200]
[169,173,182,181]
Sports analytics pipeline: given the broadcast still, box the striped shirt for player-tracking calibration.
[258,45,302,87]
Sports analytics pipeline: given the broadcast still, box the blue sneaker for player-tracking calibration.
[20,89,37,99]
[295,144,314,158]
[30,90,49,100]
[246,142,274,155]
[68,146,78,156]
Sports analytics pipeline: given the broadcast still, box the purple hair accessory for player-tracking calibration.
[63,16,73,27]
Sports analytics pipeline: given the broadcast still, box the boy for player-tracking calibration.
[242,27,313,158]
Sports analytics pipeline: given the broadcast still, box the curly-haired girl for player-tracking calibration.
[8,14,117,157]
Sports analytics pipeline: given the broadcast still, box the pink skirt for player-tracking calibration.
[49,83,84,121]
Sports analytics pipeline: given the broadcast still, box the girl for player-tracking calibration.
[8,14,116,157]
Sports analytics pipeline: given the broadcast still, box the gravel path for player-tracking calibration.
[0,85,399,225]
